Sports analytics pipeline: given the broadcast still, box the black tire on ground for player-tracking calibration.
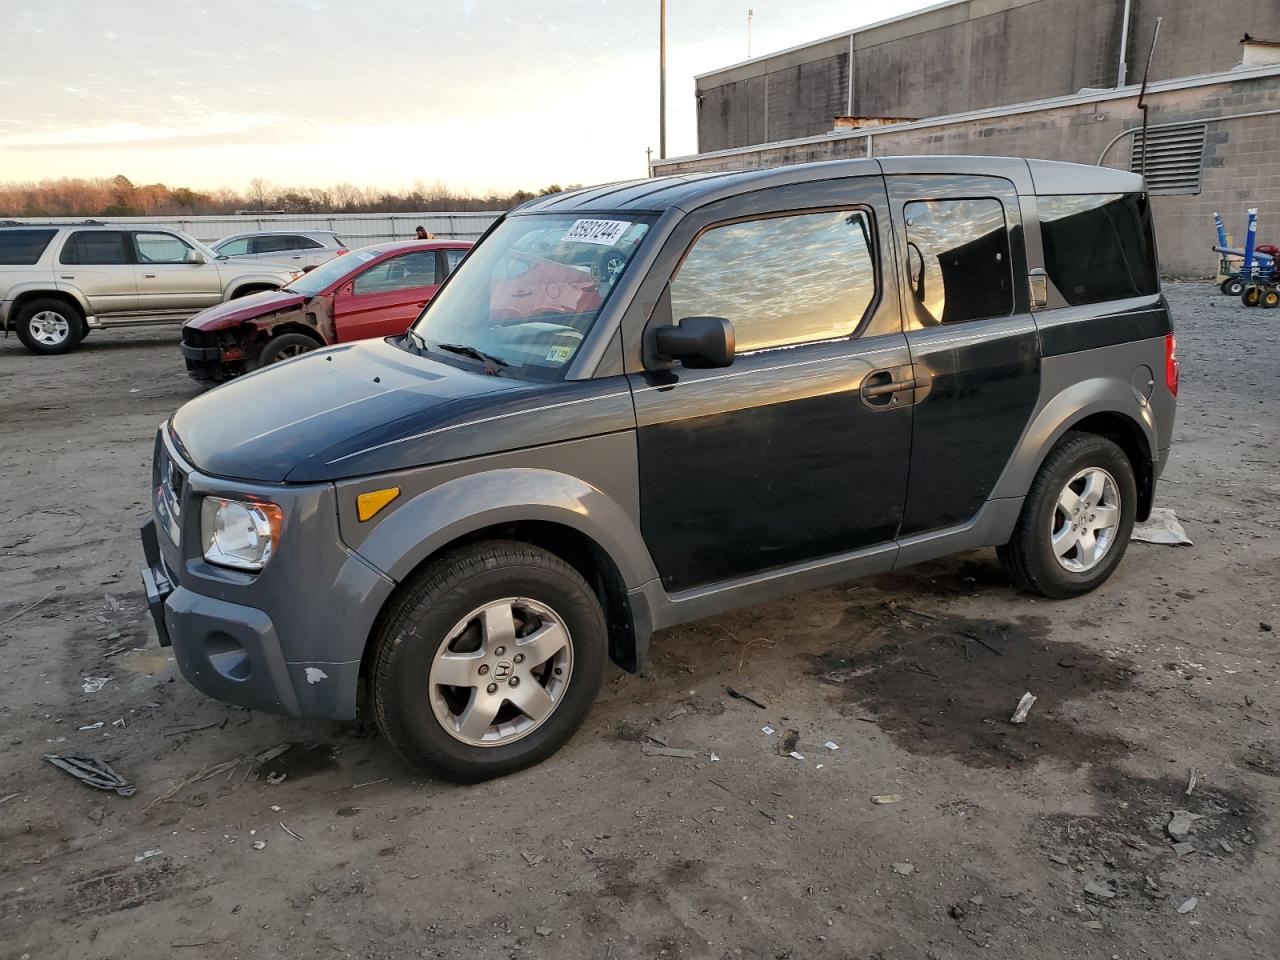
[256,332,320,367]
[1221,276,1245,296]
[1242,285,1262,307]
[370,540,607,782]
[14,298,85,356]
[997,431,1137,600]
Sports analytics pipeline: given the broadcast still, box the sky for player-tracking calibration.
[0,0,938,195]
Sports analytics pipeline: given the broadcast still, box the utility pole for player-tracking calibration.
[659,0,667,159]
[747,8,753,58]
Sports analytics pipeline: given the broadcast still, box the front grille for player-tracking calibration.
[156,445,185,544]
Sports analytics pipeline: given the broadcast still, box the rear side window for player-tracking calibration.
[903,198,1012,325]
[442,247,467,277]
[291,235,324,250]
[60,230,130,265]
[251,235,293,254]
[670,209,878,352]
[0,229,57,265]
[1039,193,1159,305]
[353,250,438,294]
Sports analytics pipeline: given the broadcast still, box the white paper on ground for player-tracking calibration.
[1131,507,1193,545]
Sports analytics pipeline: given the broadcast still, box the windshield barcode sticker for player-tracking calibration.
[561,219,630,246]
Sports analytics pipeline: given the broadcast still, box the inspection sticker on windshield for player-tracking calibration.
[561,218,630,246]
[545,345,574,363]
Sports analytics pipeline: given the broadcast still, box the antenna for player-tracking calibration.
[747,8,753,58]
[1136,16,1163,180]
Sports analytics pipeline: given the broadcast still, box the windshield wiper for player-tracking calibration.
[404,328,427,353]
[438,343,509,370]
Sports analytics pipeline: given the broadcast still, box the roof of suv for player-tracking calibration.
[514,157,1145,215]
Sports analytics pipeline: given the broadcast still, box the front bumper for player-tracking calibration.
[138,431,395,719]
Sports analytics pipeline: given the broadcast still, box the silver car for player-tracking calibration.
[0,223,305,355]
[210,230,348,270]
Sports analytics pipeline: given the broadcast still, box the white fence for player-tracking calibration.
[2,211,503,245]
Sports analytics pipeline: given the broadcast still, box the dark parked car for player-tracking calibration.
[181,240,471,382]
[142,157,1176,782]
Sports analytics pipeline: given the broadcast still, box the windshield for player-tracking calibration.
[283,248,371,296]
[410,213,652,379]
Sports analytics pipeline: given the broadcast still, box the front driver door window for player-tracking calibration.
[628,182,914,592]
[336,250,441,341]
[133,231,222,310]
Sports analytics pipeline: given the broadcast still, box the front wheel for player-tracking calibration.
[257,332,320,367]
[998,432,1136,599]
[1242,285,1263,307]
[370,541,606,782]
[1261,288,1280,309]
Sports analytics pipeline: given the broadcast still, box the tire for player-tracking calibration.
[231,285,275,299]
[370,540,606,782]
[256,332,320,367]
[1262,288,1280,309]
[14,298,85,355]
[1242,286,1262,307]
[1221,277,1245,297]
[596,248,629,284]
[997,432,1137,599]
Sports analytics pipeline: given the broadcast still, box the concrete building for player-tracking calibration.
[659,1,1280,275]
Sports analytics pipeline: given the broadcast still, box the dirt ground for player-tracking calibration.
[0,282,1276,960]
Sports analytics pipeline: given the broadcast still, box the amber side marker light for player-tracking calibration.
[357,487,400,522]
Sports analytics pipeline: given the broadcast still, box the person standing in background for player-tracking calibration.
[414,225,436,240]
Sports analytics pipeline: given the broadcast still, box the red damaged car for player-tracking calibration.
[180,240,471,383]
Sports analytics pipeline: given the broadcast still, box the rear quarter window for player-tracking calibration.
[0,229,58,265]
[1038,193,1159,306]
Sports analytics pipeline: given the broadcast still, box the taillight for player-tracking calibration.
[335,248,347,256]
[1165,333,1179,396]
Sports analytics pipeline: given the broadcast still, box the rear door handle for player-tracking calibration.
[860,364,933,409]
[861,378,919,398]
[142,273,157,279]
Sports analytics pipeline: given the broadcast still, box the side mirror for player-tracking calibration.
[652,316,735,369]
[188,251,207,265]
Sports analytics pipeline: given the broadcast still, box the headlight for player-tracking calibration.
[201,497,283,571]
[289,270,305,280]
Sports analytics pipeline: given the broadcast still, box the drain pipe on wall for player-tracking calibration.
[1136,16,1163,179]
[1117,0,1133,86]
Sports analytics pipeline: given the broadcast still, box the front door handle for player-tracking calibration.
[142,273,157,279]
[860,364,933,409]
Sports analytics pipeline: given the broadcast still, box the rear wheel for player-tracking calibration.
[257,332,320,367]
[371,540,606,782]
[15,298,85,355]
[1221,276,1245,297]
[1262,288,1280,309]
[998,432,1136,599]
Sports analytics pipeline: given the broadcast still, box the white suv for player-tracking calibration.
[0,223,305,355]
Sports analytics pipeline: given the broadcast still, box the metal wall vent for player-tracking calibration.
[1130,122,1206,195]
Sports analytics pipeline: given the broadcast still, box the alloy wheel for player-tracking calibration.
[1050,467,1121,573]
[30,310,71,347]
[428,597,573,747]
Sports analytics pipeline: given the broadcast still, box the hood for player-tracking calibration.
[185,289,307,331]
[170,338,538,483]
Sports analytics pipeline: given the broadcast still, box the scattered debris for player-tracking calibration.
[665,705,689,720]
[560,839,575,849]
[1177,897,1198,914]
[644,732,669,747]
[270,804,283,813]
[0,589,55,626]
[134,849,163,862]
[824,741,839,751]
[266,772,288,785]
[81,676,112,694]
[1083,920,1104,931]
[280,821,303,841]
[165,721,222,738]
[1084,880,1116,900]
[958,630,1004,657]
[892,862,915,876]
[641,744,698,759]
[351,778,390,790]
[521,851,545,866]
[1185,768,1199,796]
[1131,507,1192,545]
[1048,853,1070,866]
[778,729,800,755]
[535,926,553,937]
[761,725,776,736]
[0,793,19,806]
[255,743,292,764]
[872,794,904,805]
[709,752,720,762]
[1261,622,1273,633]
[788,751,805,761]
[1009,692,1037,724]
[725,686,767,710]
[968,895,985,906]
[44,755,135,797]
[78,721,104,731]
[1167,809,1203,841]
[1172,842,1196,857]
[252,840,266,851]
